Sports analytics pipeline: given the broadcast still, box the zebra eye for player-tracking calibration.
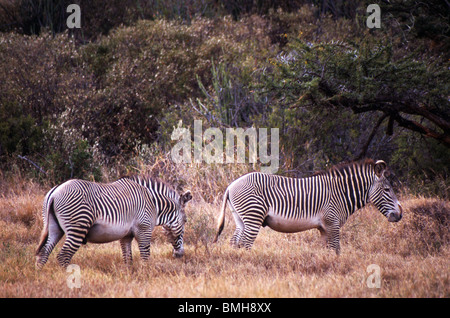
[384,187,390,192]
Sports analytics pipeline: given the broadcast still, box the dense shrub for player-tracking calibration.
[0,15,277,181]
[0,3,448,196]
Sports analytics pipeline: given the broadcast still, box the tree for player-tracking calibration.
[265,38,450,161]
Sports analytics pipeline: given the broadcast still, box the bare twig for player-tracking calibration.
[17,155,47,175]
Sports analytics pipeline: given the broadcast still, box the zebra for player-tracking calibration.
[213,159,402,254]
[35,175,192,268]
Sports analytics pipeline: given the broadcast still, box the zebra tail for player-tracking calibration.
[213,188,229,243]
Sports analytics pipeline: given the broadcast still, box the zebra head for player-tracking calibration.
[368,160,403,222]
[164,190,192,258]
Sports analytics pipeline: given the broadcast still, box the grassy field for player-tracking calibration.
[0,177,448,298]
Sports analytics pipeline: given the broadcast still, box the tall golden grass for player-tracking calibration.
[0,159,448,297]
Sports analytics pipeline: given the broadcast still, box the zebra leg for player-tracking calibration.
[322,222,341,255]
[119,236,133,264]
[35,215,64,269]
[230,210,244,248]
[230,228,243,248]
[57,226,89,268]
[239,224,262,249]
[135,224,153,261]
[239,219,263,250]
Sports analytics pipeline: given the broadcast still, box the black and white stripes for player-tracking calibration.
[214,159,402,254]
[36,176,192,268]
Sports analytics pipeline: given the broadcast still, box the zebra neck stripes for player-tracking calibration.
[326,163,375,217]
[122,175,180,226]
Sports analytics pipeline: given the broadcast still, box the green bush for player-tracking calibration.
[0,101,43,158]
[0,3,448,197]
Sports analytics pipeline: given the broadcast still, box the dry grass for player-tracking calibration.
[0,173,448,298]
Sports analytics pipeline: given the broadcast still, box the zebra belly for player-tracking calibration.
[86,222,132,243]
[264,212,320,233]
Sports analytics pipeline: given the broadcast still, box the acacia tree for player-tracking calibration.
[265,38,450,161]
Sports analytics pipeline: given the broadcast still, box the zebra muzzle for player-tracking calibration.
[387,203,402,222]
[173,247,185,258]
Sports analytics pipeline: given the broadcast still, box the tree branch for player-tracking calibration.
[355,113,389,160]
[17,155,47,175]
[392,113,450,147]
[317,87,450,147]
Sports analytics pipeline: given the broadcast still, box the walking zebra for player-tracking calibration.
[213,159,402,254]
[36,175,192,268]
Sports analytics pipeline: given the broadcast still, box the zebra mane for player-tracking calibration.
[312,158,375,177]
[121,174,180,200]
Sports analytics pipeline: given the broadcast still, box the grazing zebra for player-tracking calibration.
[35,176,192,268]
[213,159,402,254]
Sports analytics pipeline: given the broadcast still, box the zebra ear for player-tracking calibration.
[374,160,387,177]
[180,190,192,204]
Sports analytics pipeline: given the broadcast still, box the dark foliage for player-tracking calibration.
[0,1,448,196]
